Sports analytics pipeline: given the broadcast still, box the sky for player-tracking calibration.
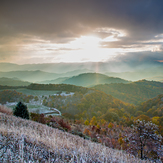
[0,0,163,66]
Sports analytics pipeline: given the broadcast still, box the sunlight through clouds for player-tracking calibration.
[18,35,120,63]
[54,35,118,62]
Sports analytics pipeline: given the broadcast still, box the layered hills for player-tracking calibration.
[0,70,130,87]
[0,62,162,81]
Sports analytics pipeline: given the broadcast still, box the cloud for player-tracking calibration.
[1,0,163,64]
[1,0,163,41]
[110,51,163,66]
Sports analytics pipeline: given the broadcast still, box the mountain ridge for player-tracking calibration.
[62,73,130,87]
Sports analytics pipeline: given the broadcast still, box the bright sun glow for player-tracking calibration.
[71,36,100,49]
[57,35,118,62]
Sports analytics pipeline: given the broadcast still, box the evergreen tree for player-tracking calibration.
[13,102,29,119]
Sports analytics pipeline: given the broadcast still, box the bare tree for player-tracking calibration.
[127,119,162,160]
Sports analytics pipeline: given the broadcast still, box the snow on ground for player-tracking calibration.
[5,102,17,106]
[54,92,74,96]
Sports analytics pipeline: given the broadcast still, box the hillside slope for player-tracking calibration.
[0,77,30,86]
[62,73,129,87]
[92,80,163,105]
[0,113,151,163]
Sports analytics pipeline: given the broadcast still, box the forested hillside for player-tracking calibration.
[137,94,163,118]
[0,85,134,123]
[92,80,163,105]
[53,90,134,121]
[26,83,134,120]
[0,90,33,104]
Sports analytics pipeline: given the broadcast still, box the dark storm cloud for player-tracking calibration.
[1,0,163,42]
[111,51,163,67]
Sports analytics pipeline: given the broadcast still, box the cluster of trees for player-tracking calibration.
[137,94,163,117]
[27,83,89,94]
[0,85,26,90]
[135,94,163,136]
[42,91,83,112]
[75,91,133,120]
[0,90,33,104]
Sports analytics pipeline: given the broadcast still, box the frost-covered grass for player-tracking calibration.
[5,102,61,115]
[0,113,153,163]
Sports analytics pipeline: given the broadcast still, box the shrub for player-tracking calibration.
[13,102,29,119]
[38,113,46,124]
[83,128,91,136]
[30,112,40,121]
[58,119,71,131]
[0,105,13,115]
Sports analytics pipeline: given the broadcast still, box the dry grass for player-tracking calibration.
[0,105,13,115]
[0,113,154,163]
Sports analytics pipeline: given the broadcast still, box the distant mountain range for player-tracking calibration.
[0,70,59,83]
[0,69,94,83]
[0,62,94,74]
[0,70,130,86]
[105,69,163,81]
[0,62,162,81]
